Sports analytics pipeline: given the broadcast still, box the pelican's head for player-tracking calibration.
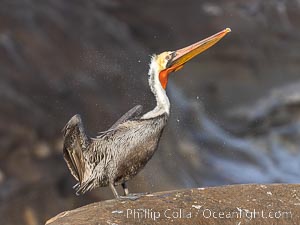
[152,28,231,89]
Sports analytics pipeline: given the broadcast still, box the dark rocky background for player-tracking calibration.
[1,0,300,224]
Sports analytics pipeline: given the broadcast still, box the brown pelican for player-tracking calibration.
[63,28,231,198]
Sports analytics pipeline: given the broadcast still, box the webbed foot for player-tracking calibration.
[118,192,149,201]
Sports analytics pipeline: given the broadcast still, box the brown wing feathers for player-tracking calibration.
[63,114,88,183]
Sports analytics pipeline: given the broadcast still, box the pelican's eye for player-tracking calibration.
[165,52,176,68]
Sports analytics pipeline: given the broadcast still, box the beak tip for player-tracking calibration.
[225,27,231,33]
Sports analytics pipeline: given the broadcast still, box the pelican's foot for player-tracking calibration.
[118,192,149,201]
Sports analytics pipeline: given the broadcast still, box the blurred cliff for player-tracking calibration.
[1,0,300,224]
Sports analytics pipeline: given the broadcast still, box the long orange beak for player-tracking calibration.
[167,28,231,70]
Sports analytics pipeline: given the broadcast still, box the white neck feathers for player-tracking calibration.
[141,56,170,119]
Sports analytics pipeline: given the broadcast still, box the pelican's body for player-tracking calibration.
[63,28,231,198]
[63,111,167,195]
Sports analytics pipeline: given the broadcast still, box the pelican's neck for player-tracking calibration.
[142,57,170,119]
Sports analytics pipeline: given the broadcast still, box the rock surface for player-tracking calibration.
[46,184,300,225]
